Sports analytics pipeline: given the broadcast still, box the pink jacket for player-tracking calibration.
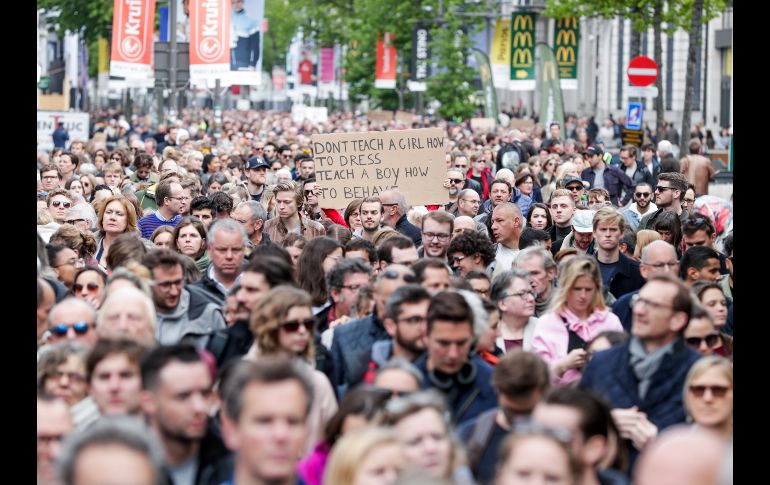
[532,307,623,386]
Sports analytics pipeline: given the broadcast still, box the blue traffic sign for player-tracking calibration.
[625,102,643,130]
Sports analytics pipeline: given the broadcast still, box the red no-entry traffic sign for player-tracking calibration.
[627,56,658,87]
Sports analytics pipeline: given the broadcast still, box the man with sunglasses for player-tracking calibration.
[443,167,467,215]
[380,189,423,246]
[46,297,98,348]
[581,145,635,207]
[46,188,74,224]
[639,172,689,230]
[144,249,226,346]
[562,176,587,207]
[580,274,700,472]
[623,182,657,231]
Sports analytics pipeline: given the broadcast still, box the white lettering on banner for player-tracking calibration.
[124,0,142,36]
[37,111,90,151]
[198,0,224,61]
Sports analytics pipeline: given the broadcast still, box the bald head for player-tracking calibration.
[48,297,98,347]
[635,426,726,485]
[97,287,156,346]
[640,240,680,279]
[453,216,477,238]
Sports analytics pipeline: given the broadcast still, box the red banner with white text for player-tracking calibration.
[375,33,397,89]
[110,0,156,78]
[190,0,231,80]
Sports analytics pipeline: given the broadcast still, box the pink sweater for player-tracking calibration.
[532,307,623,386]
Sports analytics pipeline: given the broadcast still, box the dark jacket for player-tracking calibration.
[395,214,422,247]
[600,252,645,299]
[329,313,389,397]
[611,290,637,332]
[628,162,655,187]
[413,353,498,426]
[581,165,636,206]
[639,208,690,231]
[464,177,484,200]
[579,339,701,471]
[205,319,254,370]
[191,266,228,306]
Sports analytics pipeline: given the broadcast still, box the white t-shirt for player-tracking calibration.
[492,244,519,279]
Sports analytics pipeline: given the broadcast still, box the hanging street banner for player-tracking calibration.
[227,0,264,85]
[536,43,565,133]
[189,0,231,80]
[375,33,397,89]
[312,128,447,208]
[490,18,511,88]
[510,12,536,91]
[319,47,336,83]
[554,18,579,90]
[472,48,499,121]
[110,0,156,78]
[408,24,430,92]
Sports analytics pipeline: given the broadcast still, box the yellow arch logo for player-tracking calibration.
[513,32,533,48]
[556,30,577,47]
[512,48,533,68]
[555,46,576,64]
[513,15,534,31]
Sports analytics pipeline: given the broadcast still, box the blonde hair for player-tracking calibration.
[633,230,663,259]
[592,206,625,232]
[37,208,54,225]
[548,255,606,314]
[324,427,401,485]
[683,355,733,420]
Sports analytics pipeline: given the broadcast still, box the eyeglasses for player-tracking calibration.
[502,290,537,300]
[642,261,679,270]
[451,255,467,265]
[48,370,86,382]
[511,418,573,445]
[168,196,190,202]
[156,278,184,290]
[65,219,86,225]
[55,258,85,269]
[281,318,315,333]
[566,185,583,192]
[634,192,651,198]
[449,179,464,184]
[50,322,91,337]
[685,333,721,349]
[41,175,59,181]
[460,198,480,204]
[72,282,100,293]
[631,293,673,311]
[688,384,731,398]
[423,232,450,242]
[381,269,417,283]
[304,189,315,196]
[371,386,412,398]
[654,185,673,192]
[51,200,72,208]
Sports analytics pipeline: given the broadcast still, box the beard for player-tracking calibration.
[396,328,425,355]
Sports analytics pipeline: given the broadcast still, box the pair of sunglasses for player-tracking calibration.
[281,318,315,333]
[50,322,91,337]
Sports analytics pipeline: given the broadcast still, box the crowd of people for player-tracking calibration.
[37,108,733,485]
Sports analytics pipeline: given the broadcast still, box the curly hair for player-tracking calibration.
[251,286,314,361]
[447,230,496,266]
[49,224,98,258]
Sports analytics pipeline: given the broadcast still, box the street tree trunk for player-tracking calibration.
[629,6,641,58]
[654,0,665,144]
[680,0,704,157]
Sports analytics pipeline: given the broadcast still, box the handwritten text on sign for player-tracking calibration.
[312,128,447,208]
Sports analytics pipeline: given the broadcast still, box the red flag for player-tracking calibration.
[110,0,156,78]
[375,32,397,89]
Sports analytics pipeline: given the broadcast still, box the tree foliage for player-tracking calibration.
[38,0,113,44]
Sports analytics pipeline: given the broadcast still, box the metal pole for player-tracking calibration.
[169,0,178,119]
[214,79,222,130]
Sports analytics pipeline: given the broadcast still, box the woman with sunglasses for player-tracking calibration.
[684,303,733,359]
[532,256,623,386]
[247,285,339,457]
[683,355,733,440]
[72,266,108,309]
[80,173,98,199]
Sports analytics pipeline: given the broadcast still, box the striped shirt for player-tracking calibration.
[137,212,181,239]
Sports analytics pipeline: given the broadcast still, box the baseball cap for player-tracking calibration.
[563,176,584,188]
[246,156,270,170]
[572,210,596,233]
[585,145,603,157]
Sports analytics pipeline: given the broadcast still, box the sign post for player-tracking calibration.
[625,56,659,147]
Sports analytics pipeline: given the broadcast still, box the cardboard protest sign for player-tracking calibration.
[312,128,447,208]
[395,110,418,125]
[470,117,496,132]
[508,118,536,130]
[367,110,394,122]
